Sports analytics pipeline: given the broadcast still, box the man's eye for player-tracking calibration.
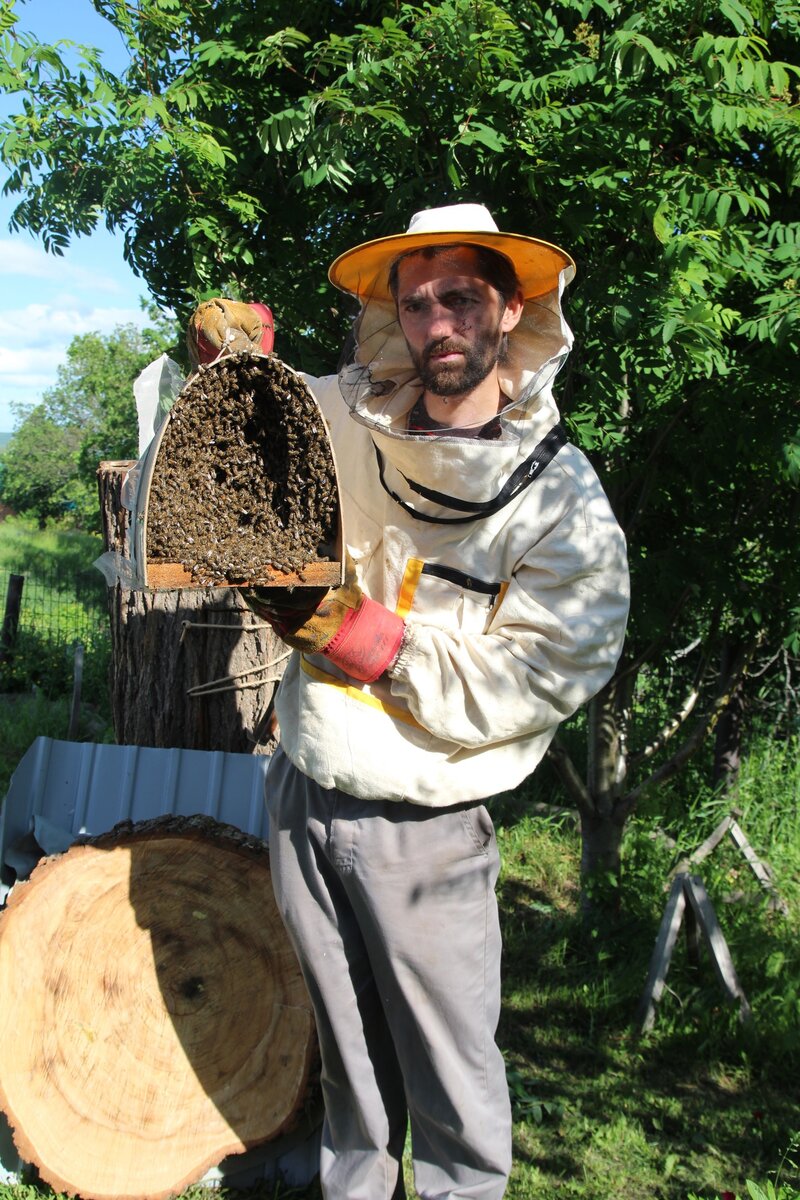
[403,301,424,314]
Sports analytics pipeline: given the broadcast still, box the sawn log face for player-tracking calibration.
[0,816,319,1200]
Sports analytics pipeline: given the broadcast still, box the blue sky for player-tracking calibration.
[0,0,152,431]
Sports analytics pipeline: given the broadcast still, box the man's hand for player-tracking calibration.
[187,299,274,367]
[244,556,405,684]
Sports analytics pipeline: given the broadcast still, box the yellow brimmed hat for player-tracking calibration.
[328,203,575,302]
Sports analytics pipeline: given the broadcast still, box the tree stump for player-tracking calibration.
[98,462,285,752]
[0,816,318,1200]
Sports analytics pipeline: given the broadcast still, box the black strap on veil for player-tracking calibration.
[373,424,568,525]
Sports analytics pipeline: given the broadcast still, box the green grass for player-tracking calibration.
[490,749,800,1200]
[0,690,111,796]
[0,516,104,577]
[0,515,112,723]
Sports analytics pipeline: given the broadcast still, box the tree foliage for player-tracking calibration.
[1,0,798,896]
[0,403,82,525]
[0,313,178,527]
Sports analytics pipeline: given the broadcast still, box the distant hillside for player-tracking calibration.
[0,432,11,450]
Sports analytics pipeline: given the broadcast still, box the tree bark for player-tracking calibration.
[579,805,628,919]
[576,676,634,922]
[98,462,285,751]
[712,638,746,792]
[0,816,318,1200]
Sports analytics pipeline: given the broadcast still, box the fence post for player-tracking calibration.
[67,642,85,739]
[0,573,24,665]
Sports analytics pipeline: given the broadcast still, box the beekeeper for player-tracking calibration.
[192,203,630,1200]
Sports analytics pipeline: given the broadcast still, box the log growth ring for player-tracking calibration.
[0,817,317,1200]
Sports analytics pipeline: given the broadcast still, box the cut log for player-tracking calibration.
[0,816,318,1200]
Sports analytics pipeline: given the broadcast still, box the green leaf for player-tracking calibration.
[716,192,733,226]
[195,39,247,66]
[258,107,311,154]
[769,60,790,94]
[720,0,755,34]
[661,316,680,344]
[611,304,633,332]
[652,199,671,243]
[745,1181,773,1200]
[458,121,506,152]
[611,29,676,76]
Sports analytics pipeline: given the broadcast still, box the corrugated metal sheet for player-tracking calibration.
[0,737,271,900]
[0,737,321,1188]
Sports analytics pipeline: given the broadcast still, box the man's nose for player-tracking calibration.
[426,305,458,339]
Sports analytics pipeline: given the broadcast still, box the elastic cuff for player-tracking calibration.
[386,621,415,679]
[385,624,411,677]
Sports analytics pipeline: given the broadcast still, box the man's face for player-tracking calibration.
[394,247,520,398]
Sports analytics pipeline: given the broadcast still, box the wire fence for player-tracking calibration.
[0,566,111,694]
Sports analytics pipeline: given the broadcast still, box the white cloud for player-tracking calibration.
[0,239,66,279]
[0,301,154,427]
[0,346,65,376]
[0,238,142,296]
[0,301,148,358]
[0,194,155,428]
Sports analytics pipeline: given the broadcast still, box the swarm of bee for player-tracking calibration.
[145,352,339,585]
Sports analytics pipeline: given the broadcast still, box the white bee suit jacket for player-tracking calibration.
[273,275,630,806]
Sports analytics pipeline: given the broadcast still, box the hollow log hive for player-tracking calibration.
[145,352,340,587]
[0,815,319,1200]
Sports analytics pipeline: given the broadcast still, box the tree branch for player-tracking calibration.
[628,633,716,769]
[617,393,695,510]
[628,684,701,770]
[545,736,592,815]
[621,639,759,810]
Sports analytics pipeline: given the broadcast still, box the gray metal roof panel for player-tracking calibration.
[0,738,271,902]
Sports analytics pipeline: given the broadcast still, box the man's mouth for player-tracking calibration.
[425,342,468,366]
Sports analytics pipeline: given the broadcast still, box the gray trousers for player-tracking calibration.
[266,747,511,1200]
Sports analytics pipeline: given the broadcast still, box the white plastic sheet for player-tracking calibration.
[134,353,185,455]
[94,355,185,588]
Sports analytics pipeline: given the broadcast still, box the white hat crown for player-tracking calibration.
[406,204,500,237]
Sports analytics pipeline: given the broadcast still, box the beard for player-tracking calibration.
[411,326,505,397]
